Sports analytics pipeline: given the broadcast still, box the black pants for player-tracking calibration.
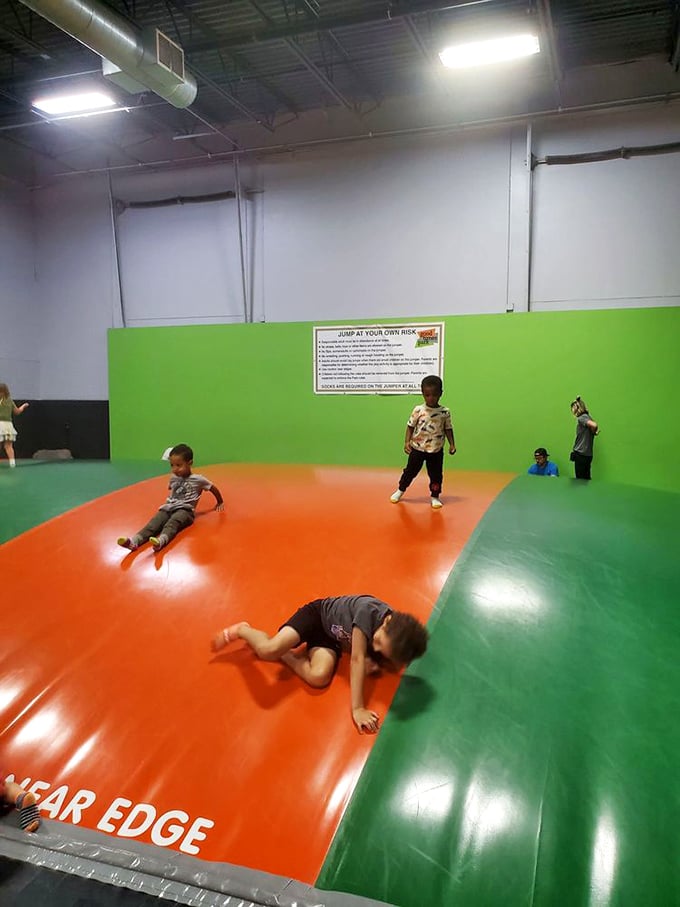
[572,452,592,480]
[398,448,444,497]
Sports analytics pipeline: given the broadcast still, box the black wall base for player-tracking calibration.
[12,401,110,460]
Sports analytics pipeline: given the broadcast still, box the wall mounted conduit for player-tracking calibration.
[113,189,260,212]
[538,139,680,166]
[118,191,237,210]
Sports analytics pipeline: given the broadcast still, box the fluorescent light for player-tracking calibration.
[32,91,116,115]
[439,33,540,69]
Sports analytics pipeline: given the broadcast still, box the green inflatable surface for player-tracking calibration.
[319,477,680,907]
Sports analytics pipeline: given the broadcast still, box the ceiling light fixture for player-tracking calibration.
[439,34,540,69]
[32,91,117,115]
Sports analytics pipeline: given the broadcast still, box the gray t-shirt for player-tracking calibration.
[160,473,213,512]
[573,413,595,457]
[318,594,392,654]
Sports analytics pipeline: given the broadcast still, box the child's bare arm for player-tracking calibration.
[209,484,224,511]
[404,425,414,454]
[587,419,599,435]
[445,427,456,454]
[13,403,29,415]
[350,627,380,734]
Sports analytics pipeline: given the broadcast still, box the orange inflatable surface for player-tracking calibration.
[1,464,512,883]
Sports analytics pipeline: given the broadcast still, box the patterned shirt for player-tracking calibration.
[407,404,453,453]
[160,473,213,512]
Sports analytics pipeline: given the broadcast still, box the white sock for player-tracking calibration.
[9,457,16,467]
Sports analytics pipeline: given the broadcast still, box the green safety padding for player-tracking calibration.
[318,477,680,907]
[0,461,165,545]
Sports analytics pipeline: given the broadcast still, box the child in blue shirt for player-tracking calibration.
[527,447,559,476]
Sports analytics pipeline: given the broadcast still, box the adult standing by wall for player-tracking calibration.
[570,396,599,480]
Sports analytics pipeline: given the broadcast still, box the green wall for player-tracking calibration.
[109,306,680,493]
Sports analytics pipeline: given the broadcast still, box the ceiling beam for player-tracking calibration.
[190,63,275,130]
[156,0,274,129]
[671,5,680,71]
[283,37,357,112]
[0,59,213,158]
[184,0,498,54]
[291,0,382,106]
[324,30,383,107]
[126,103,214,155]
[560,4,672,28]
[0,98,165,131]
[0,20,53,60]
[183,105,240,149]
[297,0,321,19]
[536,0,563,107]
[0,130,79,175]
[403,14,452,97]
[0,68,101,90]
[0,85,148,167]
[163,0,300,120]
[4,1,242,151]
[246,0,358,113]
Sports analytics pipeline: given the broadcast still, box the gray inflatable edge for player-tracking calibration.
[0,815,395,907]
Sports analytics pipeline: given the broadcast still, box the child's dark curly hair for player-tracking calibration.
[170,443,194,462]
[385,612,429,665]
[421,375,442,394]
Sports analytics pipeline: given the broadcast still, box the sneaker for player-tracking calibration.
[431,497,443,509]
[390,490,403,503]
[117,537,138,551]
[150,535,168,552]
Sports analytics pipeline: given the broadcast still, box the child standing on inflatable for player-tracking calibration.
[0,382,29,467]
[390,375,456,509]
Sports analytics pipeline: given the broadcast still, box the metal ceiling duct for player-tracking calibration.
[19,0,197,108]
